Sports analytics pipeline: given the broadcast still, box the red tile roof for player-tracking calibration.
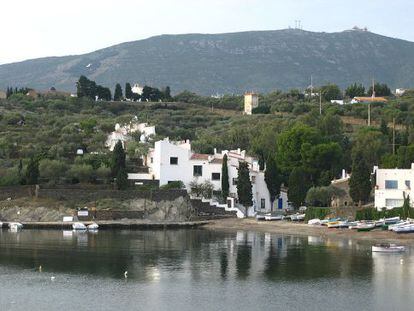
[190,153,210,160]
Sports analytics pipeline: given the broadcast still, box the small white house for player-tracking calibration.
[132,83,144,95]
[128,138,290,214]
[105,119,155,151]
[374,164,414,210]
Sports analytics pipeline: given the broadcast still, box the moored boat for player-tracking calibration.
[389,221,411,231]
[87,223,99,230]
[372,244,406,253]
[384,217,400,225]
[265,214,284,221]
[296,214,305,221]
[9,222,23,231]
[72,222,87,230]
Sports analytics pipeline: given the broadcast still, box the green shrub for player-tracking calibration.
[305,207,331,221]
[160,181,185,190]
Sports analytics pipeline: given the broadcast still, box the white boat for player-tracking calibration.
[384,217,400,224]
[389,221,411,231]
[9,222,23,231]
[72,222,87,230]
[372,244,406,253]
[87,223,99,230]
[347,221,361,229]
[256,214,266,221]
[265,214,284,221]
[296,214,305,221]
[0,221,3,228]
[308,219,321,225]
[394,224,414,233]
[374,220,385,227]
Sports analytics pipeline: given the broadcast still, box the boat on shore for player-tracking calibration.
[357,223,375,232]
[265,214,284,221]
[72,222,87,230]
[308,219,321,225]
[290,213,305,221]
[256,214,266,221]
[384,217,400,224]
[389,221,411,231]
[372,244,406,253]
[394,224,414,233]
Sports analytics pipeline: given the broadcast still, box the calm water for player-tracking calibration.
[0,229,413,311]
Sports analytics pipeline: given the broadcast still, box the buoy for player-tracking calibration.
[51,276,56,281]
[124,271,128,278]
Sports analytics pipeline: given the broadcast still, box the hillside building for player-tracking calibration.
[244,92,259,115]
[128,138,290,215]
[374,164,414,210]
[132,83,144,96]
[0,91,6,99]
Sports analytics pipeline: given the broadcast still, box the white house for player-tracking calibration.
[374,164,414,210]
[132,83,144,95]
[244,92,259,115]
[395,88,406,96]
[105,118,155,151]
[128,138,290,215]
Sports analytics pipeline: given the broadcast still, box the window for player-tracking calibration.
[150,157,153,163]
[232,178,238,185]
[251,176,256,184]
[385,199,404,208]
[212,173,221,181]
[385,180,398,189]
[406,180,411,189]
[261,199,266,209]
[193,165,203,177]
[170,157,178,165]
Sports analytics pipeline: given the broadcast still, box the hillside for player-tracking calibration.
[1,29,414,95]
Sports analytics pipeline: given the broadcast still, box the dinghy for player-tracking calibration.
[308,219,321,225]
[87,223,99,230]
[265,214,284,221]
[256,214,266,221]
[384,217,400,224]
[72,222,87,230]
[389,221,411,231]
[372,244,406,253]
[9,222,23,231]
[357,223,375,232]
[394,224,414,233]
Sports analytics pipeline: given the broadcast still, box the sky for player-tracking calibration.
[1,0,413,65]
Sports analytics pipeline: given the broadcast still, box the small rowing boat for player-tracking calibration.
[72,222,87,230]
[357,223,375,232]
[265,214,284,221]
[394,224,414,233]
[372,244,406,253]
[308,219,321,225]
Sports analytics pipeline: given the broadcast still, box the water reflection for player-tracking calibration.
[1,229,414,310]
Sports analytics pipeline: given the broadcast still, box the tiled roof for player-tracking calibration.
[354,97,388,103]
[190,153,210,160]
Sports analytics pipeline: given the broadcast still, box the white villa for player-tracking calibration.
[128,137,290,215]
[132,83,144,95]
[106,119,155,151]
[374,164,414,210]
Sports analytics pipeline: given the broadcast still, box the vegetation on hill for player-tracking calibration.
[2,87,414,208]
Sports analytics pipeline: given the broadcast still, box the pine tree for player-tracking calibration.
[125,83,133,100]
[114,83,123,101]
[111,140,126,178]
[164,86,172,101]
[349,152,372,206]
[237,161,253,216]
[26,157,39,185]
[116,167,129,190]
[221,154,229,201]
[264,156,281,212]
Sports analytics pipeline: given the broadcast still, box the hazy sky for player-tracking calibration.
[1,0,413,64]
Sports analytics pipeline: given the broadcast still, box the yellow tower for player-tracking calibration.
[244,92,259,115]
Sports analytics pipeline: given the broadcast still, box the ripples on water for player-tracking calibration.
[0,229,413,311]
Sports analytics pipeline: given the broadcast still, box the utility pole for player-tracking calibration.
[393,117,396,155]
[319,91,322,115]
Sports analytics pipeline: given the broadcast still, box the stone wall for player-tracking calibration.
[0,185,35,201]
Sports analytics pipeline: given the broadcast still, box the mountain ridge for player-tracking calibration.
[1,29,414,94]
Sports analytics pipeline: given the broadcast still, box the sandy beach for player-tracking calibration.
[204,218,414,244]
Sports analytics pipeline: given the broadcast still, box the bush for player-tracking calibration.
[160,181,185,190]
[66,164,94,183]
[95,165,111,183]
[39,159,67,184]
[305,207,331,221]
[0,167,20,186]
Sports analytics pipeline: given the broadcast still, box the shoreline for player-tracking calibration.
[203,218,414,244]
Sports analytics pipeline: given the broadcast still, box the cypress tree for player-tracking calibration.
[125,83,133,100]
[114,83,123,101]
[237,161,253,217]
[26,157,39,185]
[111,140,126,178]
[349,152,372,206]
[221,154,229,201]
[116,167,129,190]
[264,156,281,212]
